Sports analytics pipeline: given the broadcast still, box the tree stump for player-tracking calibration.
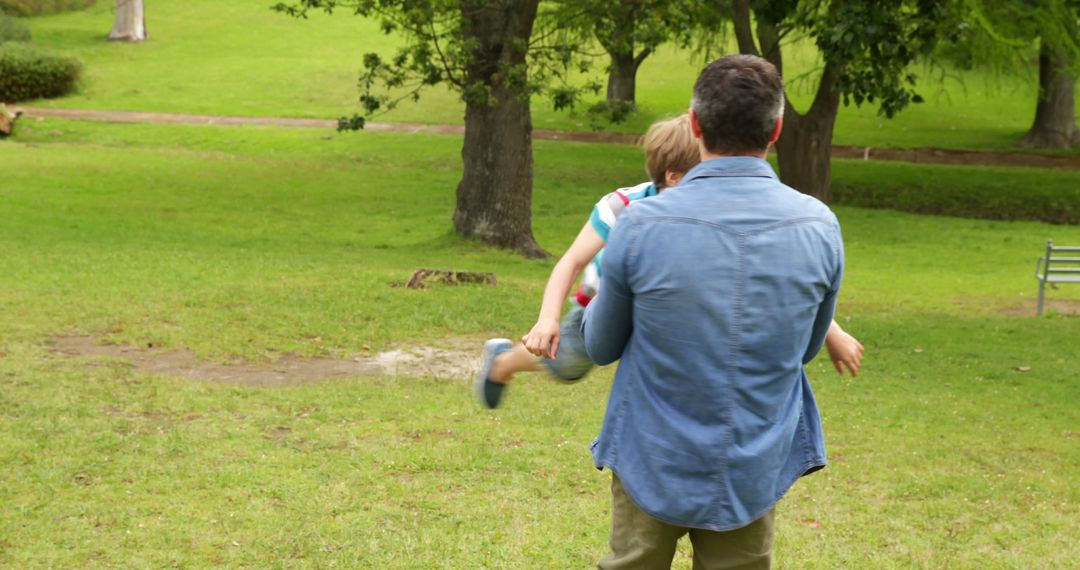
[0,106,22,138]
[405,269,497,289]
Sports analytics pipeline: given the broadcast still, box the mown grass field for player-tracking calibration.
[1,118,1079,568]
[19,0,1067,152]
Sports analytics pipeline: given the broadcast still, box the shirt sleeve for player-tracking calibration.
[589,192,629,243]
[582,209,636,365]
[802,219,845,364]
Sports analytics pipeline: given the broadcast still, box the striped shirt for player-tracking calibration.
[589,181,659,242]
[576,182,659,306]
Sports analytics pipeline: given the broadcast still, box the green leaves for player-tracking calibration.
[810,0,948,117]
[272,0,621,125]
[576,0,710,57]
[937,0,1080,78]
[0,43,81,103]
[336,113,367,131]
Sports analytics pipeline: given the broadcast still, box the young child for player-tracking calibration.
[476,115,863,409]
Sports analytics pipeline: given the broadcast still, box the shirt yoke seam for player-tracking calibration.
[634,215,836,237]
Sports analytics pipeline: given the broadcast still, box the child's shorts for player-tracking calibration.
[540,305,595,382]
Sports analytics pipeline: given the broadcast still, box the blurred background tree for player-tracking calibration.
[939,0,1080,148]
[733,0,952,202]
[108,0,147,42]
[276,0,613,257]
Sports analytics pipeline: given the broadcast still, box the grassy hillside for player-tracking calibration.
[21,0,1055,151]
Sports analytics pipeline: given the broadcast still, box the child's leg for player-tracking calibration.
[539,305,594,382]
[475,306,593,409]
[476,341,542,409]
[490,344,542,383]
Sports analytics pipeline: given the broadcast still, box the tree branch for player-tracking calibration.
[807,62,842,120]
[429,20,465,88]
[529,4,593,48]
[755,15,783,78]
[364,78,431,118]
[732,0,760,56]
[633,46,653,69]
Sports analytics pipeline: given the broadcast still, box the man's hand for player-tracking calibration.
[825,326,864,376]
[522,318,561,360]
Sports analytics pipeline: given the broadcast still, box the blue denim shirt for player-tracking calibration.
[582,156,843,531]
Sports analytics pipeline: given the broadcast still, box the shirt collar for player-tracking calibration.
[680,156,779,185]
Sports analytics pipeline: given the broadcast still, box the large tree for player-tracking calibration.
[1013,1,1080,148]
[571,0,716,106]
[732,0,948,202]
[1024,36,1080,148]
[941,1,1080,148]
[276,0,597,258]
[108,0,147,42]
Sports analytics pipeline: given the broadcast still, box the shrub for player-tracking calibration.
[832,160,1080,226]
[0,0,95,17]
[0,13,31,44]
[0,43,80,102]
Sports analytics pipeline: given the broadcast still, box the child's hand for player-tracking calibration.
[825,326,864,377]
[522,319,561,360]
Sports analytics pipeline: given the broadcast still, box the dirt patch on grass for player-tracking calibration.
[998,298,1080,317]
[49,335,481,386]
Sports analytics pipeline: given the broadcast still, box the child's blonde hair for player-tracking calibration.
[642,114,699,189]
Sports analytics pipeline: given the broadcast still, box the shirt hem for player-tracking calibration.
[602,457,827,533]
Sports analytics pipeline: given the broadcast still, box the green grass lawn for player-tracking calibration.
[19,0,1060,152]
[1,120,1079,568]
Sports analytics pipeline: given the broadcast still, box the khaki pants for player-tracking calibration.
[599,474,775,570]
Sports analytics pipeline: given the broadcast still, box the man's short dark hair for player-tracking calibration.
[691,55,784,154]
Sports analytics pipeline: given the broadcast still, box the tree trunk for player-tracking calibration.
[606,50,638,104]
[600,2,651,105]
[456,86,546,258]
[108,0,147,42]
[734,3,841,203]
[773,94,839,203]
[455,0,547,258]
[1022,38,1079,148]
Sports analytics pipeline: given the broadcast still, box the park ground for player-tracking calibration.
[2,1,1080,568]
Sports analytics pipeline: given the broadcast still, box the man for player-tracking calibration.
[582,54,844,569]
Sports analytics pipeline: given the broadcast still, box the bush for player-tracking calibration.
[832,159,1080,225]
[0,0,94,17]
[0,43,80,102]
[0,13,31,44]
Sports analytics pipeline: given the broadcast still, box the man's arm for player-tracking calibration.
[802,289,838,365]
[582,213,636,365]
[803,223,845,364]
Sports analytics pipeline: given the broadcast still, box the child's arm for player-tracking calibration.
[521,222,605,360]
[825,320,864,376]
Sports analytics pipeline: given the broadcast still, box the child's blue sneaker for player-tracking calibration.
[475,338,513,409]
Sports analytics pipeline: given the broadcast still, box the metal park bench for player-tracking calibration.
[1035,240,1080,316]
